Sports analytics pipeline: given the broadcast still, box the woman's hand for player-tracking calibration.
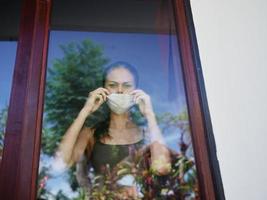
[82,87,110,116]
[130,89,154,117]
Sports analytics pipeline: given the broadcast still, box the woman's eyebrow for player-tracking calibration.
[106,80,133,84]
[106,81,118,83]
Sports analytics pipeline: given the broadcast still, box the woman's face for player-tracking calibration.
[105,67,135,94]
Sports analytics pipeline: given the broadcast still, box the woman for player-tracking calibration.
[56,61,171,198]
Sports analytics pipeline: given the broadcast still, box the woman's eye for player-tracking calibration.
[124,84,132,88]
[108,84,116,88]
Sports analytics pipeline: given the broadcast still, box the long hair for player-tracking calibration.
[90,61,146,139]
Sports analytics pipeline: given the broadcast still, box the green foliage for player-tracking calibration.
[0,106,8,150]
[157,108,193,155]
[55,191,71,200]
[157,107,190,133]
[42,39,109,155]
[87,148,198,199]
[68,165,80,191]
[72,189,88,200]
[90,163,142,200]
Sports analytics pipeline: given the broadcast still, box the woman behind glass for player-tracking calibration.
[56,61,171,198]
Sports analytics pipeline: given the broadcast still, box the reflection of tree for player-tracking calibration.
[157,109,194,157]
[0,106,8,161]
[38,39,109,199]
[42,39,108,155]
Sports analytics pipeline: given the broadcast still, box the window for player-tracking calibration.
[0,1,224,200]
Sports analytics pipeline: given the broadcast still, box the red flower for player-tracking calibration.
[145,176,153,185]
[39,182,45,189]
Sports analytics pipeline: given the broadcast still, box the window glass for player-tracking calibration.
[0,42,17,163]
[38,1,199,199]
[0,1,21,164]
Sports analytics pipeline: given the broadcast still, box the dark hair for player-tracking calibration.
[90,61,146,140]
[103,61,139,87]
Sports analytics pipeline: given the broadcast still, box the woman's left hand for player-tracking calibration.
[130,89,154,117]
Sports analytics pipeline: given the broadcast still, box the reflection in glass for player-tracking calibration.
[0,42,17,164]
[0,0,21,166]
[38,1,199,199]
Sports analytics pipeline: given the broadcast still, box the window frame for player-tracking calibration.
[0,0,225,199]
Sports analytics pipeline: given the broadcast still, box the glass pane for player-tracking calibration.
[38,1,199,199]
[0,1,21,164]
[0,42,17,163]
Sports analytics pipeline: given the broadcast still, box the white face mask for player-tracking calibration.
[107,93,134,115]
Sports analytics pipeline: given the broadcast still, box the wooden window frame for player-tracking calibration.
[0,0,225,199]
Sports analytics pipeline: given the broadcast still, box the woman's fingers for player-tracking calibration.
[82,87,110,114]
[135,96,144,106]
[85,87,110,113]
[90,88,110,95]
[95,87,110,95]
[99,92,107,101]
[90,87,109,102]
[90,87,109,96]
[130,89,156,117]
[130,89,150,103]
[133,93,145,104]
[130,89,145,95]
[96,90,107,101]
[95,94,104,104]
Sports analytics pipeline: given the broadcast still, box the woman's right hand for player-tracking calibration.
[82,87,110,116]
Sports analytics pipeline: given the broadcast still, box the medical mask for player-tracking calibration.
[107,94,134,115]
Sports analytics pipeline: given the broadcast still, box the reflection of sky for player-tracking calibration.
[0,42,17,110]
[0,32,187,120]
[39,154,79,198]
[48,31,187,115]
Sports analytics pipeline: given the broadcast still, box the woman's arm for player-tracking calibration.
[145,112,171,175]
[55,87,109,166]
[131,90,171,175]
[56,113,91,166]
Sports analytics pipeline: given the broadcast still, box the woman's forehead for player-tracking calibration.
[106,67,135,83]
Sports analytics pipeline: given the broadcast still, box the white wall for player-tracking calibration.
[190,0,267,199]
